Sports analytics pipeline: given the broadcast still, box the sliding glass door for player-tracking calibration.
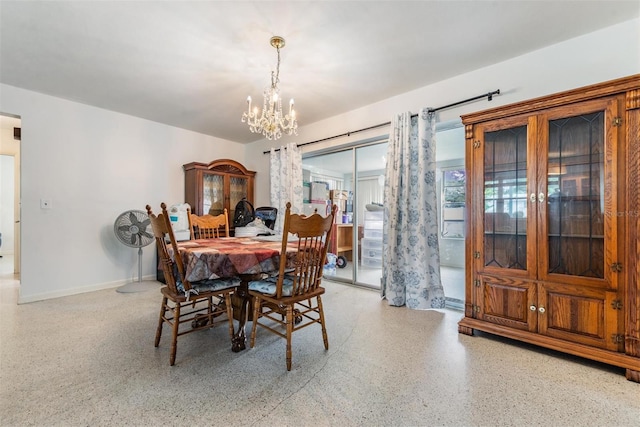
[302,141,387,289]
[301,122,467,308]
[354,144,386,288]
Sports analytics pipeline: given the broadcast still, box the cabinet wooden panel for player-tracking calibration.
[459,75,640,382]
[538,282,619,351]
[183,159,255,230]
[477,274,537,332]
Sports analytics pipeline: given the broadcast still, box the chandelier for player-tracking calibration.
[241,36,298,140]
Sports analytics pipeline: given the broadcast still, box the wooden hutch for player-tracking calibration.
[183,159,255,234]
[458,75,640,382]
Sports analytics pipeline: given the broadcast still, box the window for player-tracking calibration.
[441,168,466,239]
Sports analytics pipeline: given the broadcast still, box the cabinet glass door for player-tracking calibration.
[547,112,605,279]
[483,125,529,271]
[229,176,249,220]
[203,174,224,215]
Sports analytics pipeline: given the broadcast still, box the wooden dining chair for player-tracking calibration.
[187,208,230,239]
[248,202,338,371]
[147,203,239,365]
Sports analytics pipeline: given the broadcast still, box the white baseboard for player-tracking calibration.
[17,274,160,304]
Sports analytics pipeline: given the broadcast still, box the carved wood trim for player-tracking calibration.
[626,88,640,110]
[459,317,640,373]
[464,123,475,316]
[462,74,640,125]
[464,123,474,140]
[458,324,474,336]
[183,159,256,177]
[626,368,640,382]
[626,94,640,358]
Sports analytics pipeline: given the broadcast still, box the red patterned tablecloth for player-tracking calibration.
[172,237,295,282]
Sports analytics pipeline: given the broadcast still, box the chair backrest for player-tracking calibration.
[146,203,192,294]
[188,208,229,239]
[274,202,338,298]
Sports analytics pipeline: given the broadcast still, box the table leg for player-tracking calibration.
[231,282,248,352]
[231,274,260,352]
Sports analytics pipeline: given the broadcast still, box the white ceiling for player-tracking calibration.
[1,1,638,144]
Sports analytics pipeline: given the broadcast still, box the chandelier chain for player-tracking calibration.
[242,36,298,141]
[271,44,280,89]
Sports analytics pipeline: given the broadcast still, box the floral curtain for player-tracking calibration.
[270,142,303,233]
[381,108,445,309]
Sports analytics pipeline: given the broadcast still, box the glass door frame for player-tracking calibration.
[302,137,388,289]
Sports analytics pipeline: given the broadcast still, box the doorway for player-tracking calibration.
[302,141,387,289]
[0,114,21,278]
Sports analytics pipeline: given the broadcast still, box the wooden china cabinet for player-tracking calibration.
[458,75,640,382]
[157,159,256,283]
[183,159,255,231]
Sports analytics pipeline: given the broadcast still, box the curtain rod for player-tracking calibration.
[262,89,500,154]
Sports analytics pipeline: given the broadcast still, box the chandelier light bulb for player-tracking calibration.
[241,36,298,141]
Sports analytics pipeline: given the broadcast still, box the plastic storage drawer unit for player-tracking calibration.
[361,256,382,268]
[364,229,383,239]
[361,237,383,251]
[364,210,383,221]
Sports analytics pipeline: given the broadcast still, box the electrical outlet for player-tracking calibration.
[40,199,52,209]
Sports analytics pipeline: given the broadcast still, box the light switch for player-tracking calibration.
[40,199,52,209]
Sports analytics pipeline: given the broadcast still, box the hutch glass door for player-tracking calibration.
[482,124,529,272]
[546,112,605,279]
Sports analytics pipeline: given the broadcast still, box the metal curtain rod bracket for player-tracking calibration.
[426,89,500,113]
[263,89,500,154]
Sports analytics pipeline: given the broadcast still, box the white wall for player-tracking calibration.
[0,155,15,254]
[247,19,640,208]
[0,85,245,302]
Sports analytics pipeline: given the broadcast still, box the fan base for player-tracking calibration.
[116,280,159,293]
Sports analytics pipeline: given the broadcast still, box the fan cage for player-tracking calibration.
[114,210,154,248]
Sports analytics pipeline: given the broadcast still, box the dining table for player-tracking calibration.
[170,235,297,352]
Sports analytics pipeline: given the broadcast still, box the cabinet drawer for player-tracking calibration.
[364,220,383,230]
[363,249,382,259]
[364,210,383,221]
[361,237,382,250]
[364,229,383,239]
[361,256,382,268]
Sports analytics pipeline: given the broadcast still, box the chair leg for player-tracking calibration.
[224,293,235,340]
[170,302,181,366]
[207,296,213,325]
[286,304,293,371]
[317,295,329,350]
[249,295,261,348]
[155,296,168,347]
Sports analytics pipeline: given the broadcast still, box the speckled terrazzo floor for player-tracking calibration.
[1,276,639,427]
